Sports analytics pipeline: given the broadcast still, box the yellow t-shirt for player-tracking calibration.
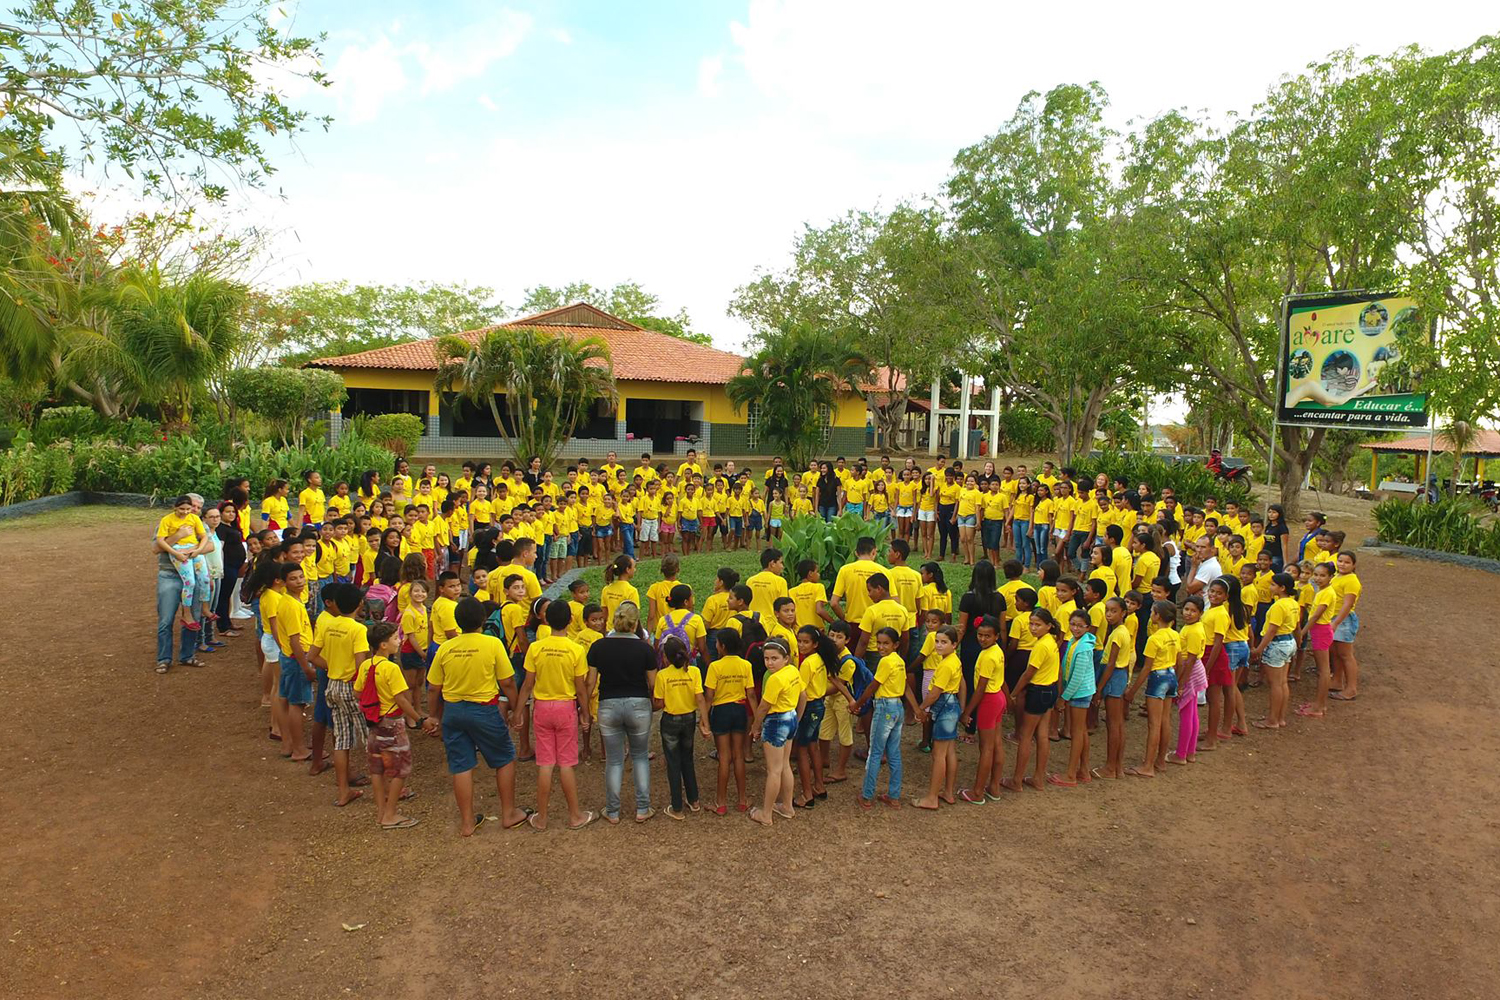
[788,581,829,630]
[974,644,1004,694]
[274,590,312,656]
[261,494,289,525]
[873,651,907,698]
[997,579,1026,623]
[930,651,962,694]
[1331,572,1362,613]
[654,663,704,715]
[843,477,869,505]
[645,579,676,625]
[1265,596,1301,638]
[705,654,754,705]
[1009,612,1037,651]
[1088,566,1117,599]
[430,596,460,641]
[798,651,829,700]
[1133,550,1161,590]
[428,632,515,703]
[469,498,493,525]
[525,636,588,701]
[601,580,640,625]
[1027,633,1060,686]
[359,655,409,718]
[982,490,1009,521]
[1012,493,1036,520]
[860,598,914,638]
[832,559,884,623]
[1200,604,1230,649]
[298,487,327,523]
[887,565,923,615]
[919,583,952,618]
[1310,585,1338,626]
[156,510,203,546]
[656,608,707,649]
[1179,620,1207,661]
[701,591,732,631]
[312,612,369,683]
[1032,497,1054,528]
[957,487,983,518]
[762,662,804,712]
[401,604,430,651]
[1104,623,1135,680]
[499,602,529,656]
[1144,626,1181,673]
[746,569,789,620]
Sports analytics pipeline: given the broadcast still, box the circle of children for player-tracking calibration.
[156,448,1365,834]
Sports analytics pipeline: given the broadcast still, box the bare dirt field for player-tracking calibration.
[3,505,1497,1000]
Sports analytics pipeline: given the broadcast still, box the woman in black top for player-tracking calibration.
[586,602,657,823]
[816,461,840,520]
[1264,503,1290,571]
[956,560,1005,733]
[214,500,247,633]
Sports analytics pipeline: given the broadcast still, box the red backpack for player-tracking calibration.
[358,655,392,725]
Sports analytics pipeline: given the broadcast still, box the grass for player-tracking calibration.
[570,543,1046,614]
[0,505,155,533]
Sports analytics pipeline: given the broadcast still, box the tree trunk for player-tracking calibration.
[1075,387,1109,459]
[871,393,907,451]
[1274,425,1326,523]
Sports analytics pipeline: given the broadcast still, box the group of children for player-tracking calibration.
[171,451,1366,833]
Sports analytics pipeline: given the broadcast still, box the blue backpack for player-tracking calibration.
[842,652,874,715]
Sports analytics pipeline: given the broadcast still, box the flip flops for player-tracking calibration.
[381,817,420,830]
[1046,774,1077,788]
[502,807,535,830]
[568,810,598,831]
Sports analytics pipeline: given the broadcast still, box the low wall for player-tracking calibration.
[0,491,160,522]
[1363,538,1500,576]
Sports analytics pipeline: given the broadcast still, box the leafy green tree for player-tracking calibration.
[223,366,346,447]
[434,329,616,468]
[263,282,506,365]
[0,0,330,200]
[519,280,710,345]
[948,83,1184,459]
[731,204,969,449]
[725,325,869,469]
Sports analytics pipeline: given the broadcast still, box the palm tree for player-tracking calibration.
[434,327,616,467]
[726,324,870,469]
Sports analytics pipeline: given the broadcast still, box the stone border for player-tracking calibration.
[0,490,160,522]
[1362,538,1500,576]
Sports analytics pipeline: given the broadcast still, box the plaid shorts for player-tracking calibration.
[325,679,364,752]
[366,715,412,778]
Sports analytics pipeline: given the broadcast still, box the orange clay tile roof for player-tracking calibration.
[306,302,748,385]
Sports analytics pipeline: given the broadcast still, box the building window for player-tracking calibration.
[746,400,761,450]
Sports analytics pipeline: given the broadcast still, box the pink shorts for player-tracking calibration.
[976,690,1007,731]
[1309,622,1334,652]
[532,699,580,767]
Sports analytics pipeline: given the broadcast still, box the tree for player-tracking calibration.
[224,366,345,447]
[725,325,869,470]
[520,281,710,346]
[262,282,506,365]
[730,204,969,449]
[947,84,1185,458]
[433,328,616,468]
[0,0,330,201]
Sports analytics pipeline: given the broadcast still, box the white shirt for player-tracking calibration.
[1190,555,1221,593]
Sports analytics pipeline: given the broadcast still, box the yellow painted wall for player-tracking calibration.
[331,368,863,427]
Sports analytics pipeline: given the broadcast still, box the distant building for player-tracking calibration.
[307,302,867,459]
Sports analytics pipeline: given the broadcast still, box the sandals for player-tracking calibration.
[568,810,598,831]
[155,662,170,674]
[958,788,985,804]
[502,807,536,830]
[381,816,420,830]
[635,807,656,824]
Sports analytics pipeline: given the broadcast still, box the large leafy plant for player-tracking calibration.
[778,511,892,584]
[1373,495,1500,560]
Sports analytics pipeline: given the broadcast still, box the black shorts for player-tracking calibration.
[709,702,748,735]
[1023,683,1058,716]
[1004,647,1029,691]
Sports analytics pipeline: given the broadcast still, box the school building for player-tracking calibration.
[307,302,869,461]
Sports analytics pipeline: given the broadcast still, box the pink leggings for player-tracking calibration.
[1176,701,1200,758]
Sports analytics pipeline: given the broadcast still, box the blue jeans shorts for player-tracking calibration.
[1226,640,1250,673]
[748,513,763,531]
[793,698,825,745]
[931,691,961,741]
[958,514,977,528]
[278,653,312,705]
[1097,658,1129,698]
[595,526,614,538]
[1262,635,1295,668]
[844,502,864,516]
[761,709,797,747]
[312,668,332,726]
[1333,611,1359,643]
[729,515,743,534]
[1145,669,1179,700]
[709,702,747,734]
[982,521,1003,550]
[567,532,580,557]
[680,518,699,534]
[440,699,516,774]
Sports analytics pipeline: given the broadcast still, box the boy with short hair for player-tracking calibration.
[746,547,789,620]
[360,621,423,829]
[308,583,371,805]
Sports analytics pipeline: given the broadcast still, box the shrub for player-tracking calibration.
[32,406,159,447]
[1071,451,1250,507]
[352,413,424,457]
[994,406,1055,454]
[1373,496,1500,560]
[779,511,892,584]
[223,367,346,446]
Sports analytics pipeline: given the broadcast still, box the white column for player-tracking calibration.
[957,375,973,460]
[988,384,1001,457]
[927,376,941,456]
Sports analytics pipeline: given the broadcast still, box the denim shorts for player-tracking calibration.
[1333,611,1359,643]
[794,697,825,745]
[1096,659,1128,698]
[709,701,747,734]
[761,709,798,747]
[747,513,762,531]
[312,668,332,726]
[1145,669,1179,700]
[278,654,311,705]
[1226,640,1250,672]
[1262,635,1296,668]
[844,502,863,515]
[931,691,961,741]
[594,526,614,538]
[982,521,1003,549]
[681,518,699,534]
[567,533,580,557]
[1023,683,1057,715]
[896,505,914,518]
[956,514,976,528]
[729,515,743,534]
[1067,694,1092,708]
[440,699,515,774]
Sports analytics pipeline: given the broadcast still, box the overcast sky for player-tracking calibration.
[76,1,1493,376]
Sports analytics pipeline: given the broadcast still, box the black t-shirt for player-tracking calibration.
[957,589,1005,661]
[1264,520,1289,565]
[587,635,656,700]
[817,473,839,507]
[216,522,246,564]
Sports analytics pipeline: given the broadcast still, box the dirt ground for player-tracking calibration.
[3,505,1497,1000]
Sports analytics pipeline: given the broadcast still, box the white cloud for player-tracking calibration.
[328,35,408,124]
[551,28,573,45]
[478,93,499,112]
[697,54,724,98]
[408,9,532,95]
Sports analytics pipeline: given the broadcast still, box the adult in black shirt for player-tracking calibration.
[816,461,840,520]
[214,500,247,633]
[764,458,789,498]
[1264,503,1291,571]
[955,559,1006,732]
[586,601,657,822]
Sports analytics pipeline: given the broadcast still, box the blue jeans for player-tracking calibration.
[818,504,839,521]
[621,524,636,558]
[598,697,652,820]
[1032,524,1051,567]
[862,697,904,800]
[156,569,200,664]
[1013,518,1032,566]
